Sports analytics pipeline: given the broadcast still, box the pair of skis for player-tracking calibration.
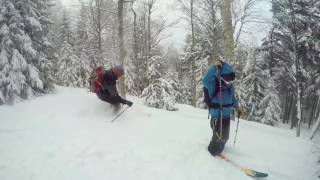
[110,105,130,122]
[217,154,268,178]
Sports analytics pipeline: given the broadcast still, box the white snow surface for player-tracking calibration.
[0,86,318,180]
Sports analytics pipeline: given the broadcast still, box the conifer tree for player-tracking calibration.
[55,10,90,88]
[265,0,320,133]
[0,0,54,105]
[141,56,178,111]
[238,48,266,122]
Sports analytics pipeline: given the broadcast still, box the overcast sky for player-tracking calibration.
[60,0,272,49]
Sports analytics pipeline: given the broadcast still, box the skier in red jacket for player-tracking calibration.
[94,65,133,111]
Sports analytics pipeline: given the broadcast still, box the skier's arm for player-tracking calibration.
[202,65,216,99]
[231,86,244,118]
[114,95,133,106]
[203,87,211,108]
[231,85,239,108]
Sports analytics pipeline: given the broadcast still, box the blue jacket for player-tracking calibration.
[202,63,238,120]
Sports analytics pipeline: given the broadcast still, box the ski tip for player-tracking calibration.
[243,168,268,178]
[218,154,268,178]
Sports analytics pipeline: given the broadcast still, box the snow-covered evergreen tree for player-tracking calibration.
[263,0,320,131]
[56,43,90,87]
[271,0,304,132]
[141,56,178,111]
[55,10,90,88]
[195,55,209,108]
[238,44,281,126]
[256,80,282,126]
[165,71,181,104]
[256,31,283,126]
[238,48,267,122]
[74,2,95,87]
[0,0,54,105]
[302,0,320,126]
[176,52,193,105]
[177,34,210,107]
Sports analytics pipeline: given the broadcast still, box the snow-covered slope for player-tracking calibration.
[0,87,318,180]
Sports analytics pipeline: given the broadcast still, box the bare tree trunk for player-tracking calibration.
[143,12,148,59]
[191,61,197,107]
[287,0,303,137]
[309,97,318,128]
[97,0,102,54]
[310,113,320,140]
[117,0,126,97]
[289,93,295,124]
[209,0,220,66]
[190,0,197,107]
[179,0,220,66]
[191,0,195,51]
[296,89,302,136]
[290,95,296,129]
[90,0,103,62]
[316,98,320,120]
[282,92,289,123]
[132,6,138,62]
[232,0,256,49]
[147,0,156,58]
[148,5,151,57]
[220,0,235,64]
[131,3,142,95]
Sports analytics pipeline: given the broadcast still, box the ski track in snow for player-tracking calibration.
[0,86,318,180]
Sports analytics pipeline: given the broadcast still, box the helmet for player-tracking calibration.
[112,65,124,78]
[217,61,235,82]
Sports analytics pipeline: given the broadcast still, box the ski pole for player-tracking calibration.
[219,73,223,139]
[233,116,240,145]
[110,105,130,122]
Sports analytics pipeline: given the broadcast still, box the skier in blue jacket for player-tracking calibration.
[203,60,243,156]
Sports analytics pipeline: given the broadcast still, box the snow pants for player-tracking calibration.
[97,94,126,112]
[97,92,128,105]
[208,117,230,156]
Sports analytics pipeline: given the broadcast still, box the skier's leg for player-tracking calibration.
[106,96,122,112]
[222,118,230,143]
[217,118,231,154]
[208,118,223,156]
[113,102,121,112]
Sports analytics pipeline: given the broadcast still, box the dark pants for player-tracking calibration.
[97,93,127,112]
[97,93,126,105]
[208,117,230,156]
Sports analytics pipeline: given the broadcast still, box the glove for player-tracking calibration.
[126,100,133,107]
[236,106,244,118]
